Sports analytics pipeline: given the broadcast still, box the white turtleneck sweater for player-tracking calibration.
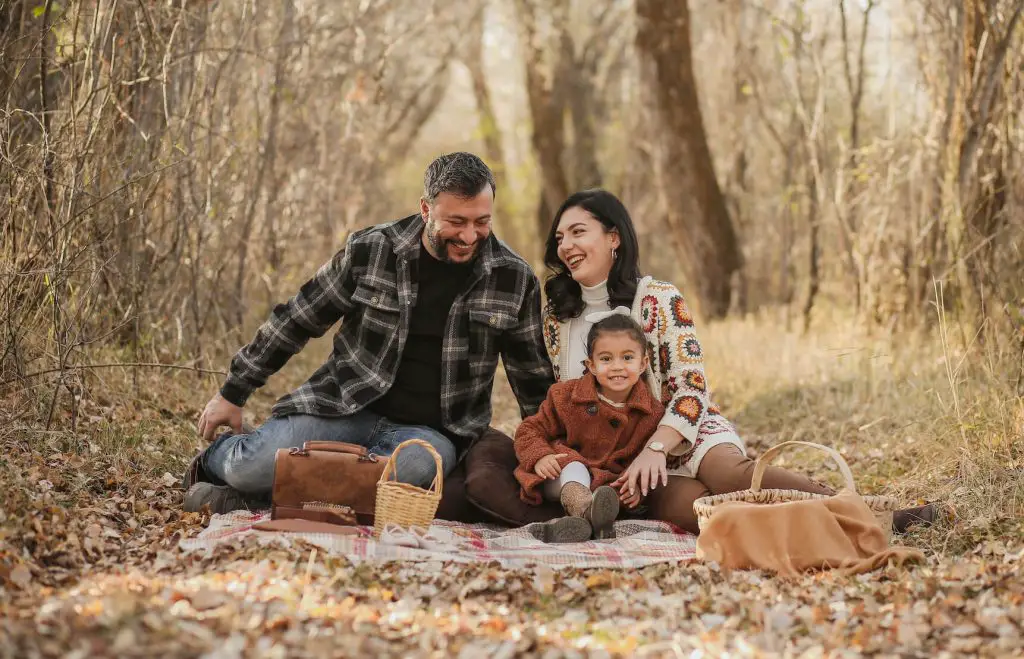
[565,280,610,379]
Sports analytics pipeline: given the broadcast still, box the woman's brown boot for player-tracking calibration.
[893,502,953,533]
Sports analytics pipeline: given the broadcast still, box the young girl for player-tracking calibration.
[514,311,665,542]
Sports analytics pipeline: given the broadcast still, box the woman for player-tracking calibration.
[536,188,938,534]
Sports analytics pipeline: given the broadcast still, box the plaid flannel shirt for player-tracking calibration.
[220,214,555,441]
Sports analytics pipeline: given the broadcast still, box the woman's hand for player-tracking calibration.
[612,448,668,499]
[534,453,567,480]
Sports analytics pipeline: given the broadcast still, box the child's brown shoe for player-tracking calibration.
[528,516,593,543]
[560,482,620,539]
[585,486,620,540]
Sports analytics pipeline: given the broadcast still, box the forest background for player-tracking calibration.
[1,0,1023,656]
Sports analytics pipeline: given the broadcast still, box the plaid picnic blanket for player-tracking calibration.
[179,510,697,569]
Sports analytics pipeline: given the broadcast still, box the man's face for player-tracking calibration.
[420,188,494,264]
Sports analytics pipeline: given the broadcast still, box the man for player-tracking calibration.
[184,152,556,513]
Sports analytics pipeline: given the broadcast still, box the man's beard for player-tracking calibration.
[426,218,480,264]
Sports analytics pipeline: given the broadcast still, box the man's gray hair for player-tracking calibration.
[423,152,496,204]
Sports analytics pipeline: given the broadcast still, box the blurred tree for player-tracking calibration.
[513,0,627,240]
[461,2,507,196]
[635,0,742,318]
[514,0,571,239]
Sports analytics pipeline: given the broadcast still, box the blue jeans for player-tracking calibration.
[201,409,459,497]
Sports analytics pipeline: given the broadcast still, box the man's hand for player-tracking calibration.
[534,453,567,480]
[197,393,244,442]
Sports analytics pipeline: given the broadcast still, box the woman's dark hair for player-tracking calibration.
[543,189,642,321]
[586,314,647,358]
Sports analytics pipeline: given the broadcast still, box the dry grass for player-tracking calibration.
[703,305,1024,554]
[1,308,1022,656]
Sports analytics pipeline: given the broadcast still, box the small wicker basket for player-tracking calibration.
[693,440,899,542]
[373,438,443,538]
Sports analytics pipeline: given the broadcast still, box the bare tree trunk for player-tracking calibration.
[939,0,1020,322]
[724,0,750,315]
[839,0,875,168]
[462,3,507,195]
[234,0,293,328]
[262,0,296,279]
[514,0,571,239]
[635,0,742,319]
[914,3,964,321]
[39,0,56,242]
[784,3,827,334]
[802,166,821,334]
[780,113,800,329]
[564,4,627,193]
[837,0,877,314]
[565,59,602,190]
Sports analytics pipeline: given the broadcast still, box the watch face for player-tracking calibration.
[649,441,664,451]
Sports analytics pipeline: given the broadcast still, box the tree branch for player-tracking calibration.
[1,362,228,388]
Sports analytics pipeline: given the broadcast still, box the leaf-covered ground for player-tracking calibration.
[2,316,1022,657]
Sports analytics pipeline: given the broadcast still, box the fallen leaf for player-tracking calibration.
[189,588,227,611]
[9,564,32,589]
[532,565,555,595]
[585,571,617,590]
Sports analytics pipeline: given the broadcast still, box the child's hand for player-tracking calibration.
[534,453,567,480]
[620,490,642,509]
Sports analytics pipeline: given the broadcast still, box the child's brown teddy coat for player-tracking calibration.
[514,372,664,504]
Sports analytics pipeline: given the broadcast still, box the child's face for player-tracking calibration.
[584,331,649,396]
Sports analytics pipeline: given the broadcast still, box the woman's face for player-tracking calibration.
[554,207,620,287]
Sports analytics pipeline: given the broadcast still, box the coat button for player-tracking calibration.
[609,418,621,429]
[371,296,380,304]
[586,404,597,416]
[489,316,497,326]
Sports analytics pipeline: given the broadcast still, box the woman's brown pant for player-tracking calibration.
[646,443,834,534]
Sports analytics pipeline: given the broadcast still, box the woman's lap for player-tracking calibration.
[462,427,824,534]
[645,444,761,535]
[645,475,709,534]
[461,430,734,531]
[670,417,746,478]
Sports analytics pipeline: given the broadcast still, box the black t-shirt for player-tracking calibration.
[368,243,474,436]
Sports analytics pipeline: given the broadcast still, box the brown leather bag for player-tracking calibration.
[271,441,386,525]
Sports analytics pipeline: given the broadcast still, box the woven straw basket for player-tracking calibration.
[373,439,443,538]
[693,440,900,542]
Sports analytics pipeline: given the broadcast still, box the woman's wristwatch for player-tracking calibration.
[646,441,666,454]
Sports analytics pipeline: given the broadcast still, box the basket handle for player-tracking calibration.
[750,440,856,494]
[378,438,444,497]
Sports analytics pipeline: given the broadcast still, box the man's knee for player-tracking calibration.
[219,451,273,495]
[392,441,454,489]
[206,427,280,496]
